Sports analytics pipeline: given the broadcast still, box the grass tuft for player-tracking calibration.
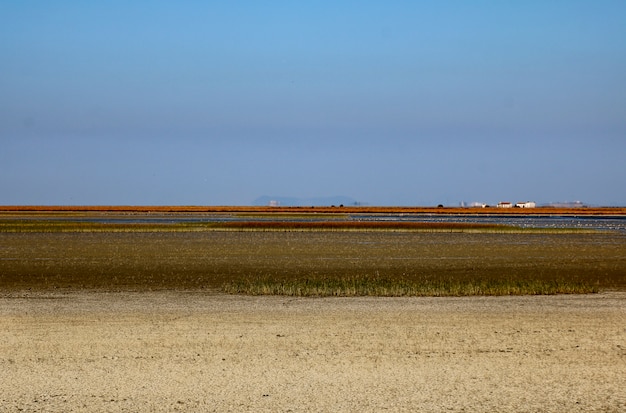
[222,275,598,297]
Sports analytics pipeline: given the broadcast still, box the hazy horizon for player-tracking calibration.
[2,2,625,206]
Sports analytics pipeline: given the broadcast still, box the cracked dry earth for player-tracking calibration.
[0,291,624,412]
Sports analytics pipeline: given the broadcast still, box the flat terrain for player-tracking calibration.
[1,208,624,411]
[1,231,624,291]
[1,291,624,412]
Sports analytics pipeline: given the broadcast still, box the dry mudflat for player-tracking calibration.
[1,291,624,412]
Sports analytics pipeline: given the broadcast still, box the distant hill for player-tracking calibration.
[253,195,360,207]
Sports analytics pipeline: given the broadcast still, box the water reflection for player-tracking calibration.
[31,213,626,231]
[351,214,626,232]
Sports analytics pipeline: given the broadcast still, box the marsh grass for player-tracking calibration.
[0,220,163,233]
[1,219,622,294]
[0,219,596,233]
[222,275,599,297]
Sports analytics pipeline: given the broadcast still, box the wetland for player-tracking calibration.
[1,209,624,294]
[1,208,625,412]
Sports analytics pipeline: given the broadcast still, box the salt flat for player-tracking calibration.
[1,291,624,412]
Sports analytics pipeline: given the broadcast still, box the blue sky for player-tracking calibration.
[1,1,625,206]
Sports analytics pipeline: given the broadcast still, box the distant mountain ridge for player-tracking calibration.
[253,195,360,207]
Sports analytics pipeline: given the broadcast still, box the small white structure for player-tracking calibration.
[516,201,536,208]
[497,202,513,208]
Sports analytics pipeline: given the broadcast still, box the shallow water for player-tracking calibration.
[14,213,626,231]
[351,214,626,231]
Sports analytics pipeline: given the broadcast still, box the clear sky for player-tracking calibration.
[1,1,625,206]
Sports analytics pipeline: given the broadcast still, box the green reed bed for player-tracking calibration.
[0,220,176,233]
[222,275,598,297]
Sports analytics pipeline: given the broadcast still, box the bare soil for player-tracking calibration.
[1,291,624,412]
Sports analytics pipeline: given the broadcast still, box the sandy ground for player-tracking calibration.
[0,291,624,412]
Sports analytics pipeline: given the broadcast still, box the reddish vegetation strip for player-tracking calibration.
[1,205,625,215]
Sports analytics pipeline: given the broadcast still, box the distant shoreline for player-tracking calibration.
[1,205,625,215]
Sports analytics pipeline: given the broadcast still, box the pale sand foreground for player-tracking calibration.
[1,292,624,412]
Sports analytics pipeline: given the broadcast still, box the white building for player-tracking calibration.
[516,201,536,208]
[497,202,513,208]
